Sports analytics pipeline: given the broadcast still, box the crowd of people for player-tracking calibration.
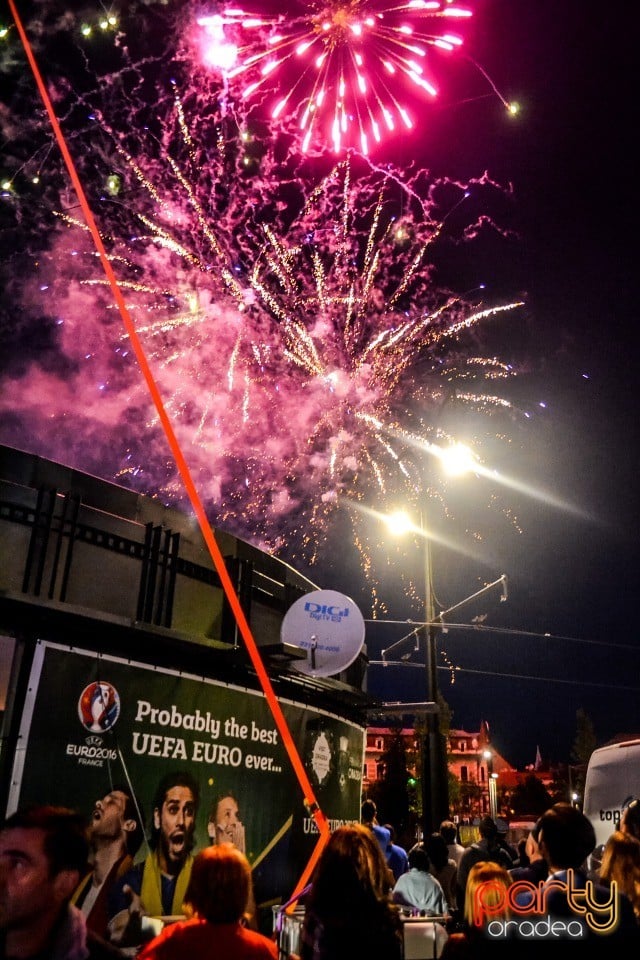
[1,789,639,959]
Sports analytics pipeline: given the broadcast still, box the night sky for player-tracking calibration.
[1,0,638,772]
[344,0,639,768]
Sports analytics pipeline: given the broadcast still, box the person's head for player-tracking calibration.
[439,820,458,845]
[151,771,199,872]
[308,824,395,915]
[537,802,596,871]
[90,785,144,857]
[408,844,431,873]
[425,833,449,872]
[207,792,244,850]
[382,823,396,844]
[463,861,512,928]
[0,806,89,944]
[184,845,253,923]
[361,799,377,824]
[478,816,498,842]
[621,799,640,841]
[599,830,640,916]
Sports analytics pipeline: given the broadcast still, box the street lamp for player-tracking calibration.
[384,442,478,839]
[385,507,448,838]
[489,773,499,820]
[482,748,498,820]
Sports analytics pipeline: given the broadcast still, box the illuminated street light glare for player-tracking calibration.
[437,441,477,476]
[385,509,414,537]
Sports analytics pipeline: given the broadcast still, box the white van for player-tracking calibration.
[583,738,640,870]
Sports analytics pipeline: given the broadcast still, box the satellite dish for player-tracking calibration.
[281,589,365,678]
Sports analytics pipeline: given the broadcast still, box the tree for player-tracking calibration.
[570,708,597,797]
[371,726,411,835]
[571,708,597,765]
[509,774,553,818]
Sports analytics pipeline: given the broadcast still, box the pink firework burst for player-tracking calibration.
[199,1,472,154]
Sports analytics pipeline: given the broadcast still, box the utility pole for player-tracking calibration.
[421,513,449,839]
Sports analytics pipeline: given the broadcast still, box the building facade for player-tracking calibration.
[364,720,518,822]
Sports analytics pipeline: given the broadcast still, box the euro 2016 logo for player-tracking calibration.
[78,681,121,733]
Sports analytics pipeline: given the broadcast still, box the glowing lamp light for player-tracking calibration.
[438,442,477,476]
[508,101,520,115]
[385,509,414,537]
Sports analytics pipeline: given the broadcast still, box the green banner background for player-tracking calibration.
[13,641,365,906]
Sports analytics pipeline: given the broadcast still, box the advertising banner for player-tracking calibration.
[9,641,365,908]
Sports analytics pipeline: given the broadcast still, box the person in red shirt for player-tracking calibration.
[137,844,277,960]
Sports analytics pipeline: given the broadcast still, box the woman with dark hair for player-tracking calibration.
[137,845,277,959]
[300,824,403,960]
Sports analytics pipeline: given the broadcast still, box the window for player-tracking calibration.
[460,765,468,782]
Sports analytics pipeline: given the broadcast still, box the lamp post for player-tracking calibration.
[385,505,448,838]
[483,748,498,820]
[384,442,497,840]
[420,515,449,839]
